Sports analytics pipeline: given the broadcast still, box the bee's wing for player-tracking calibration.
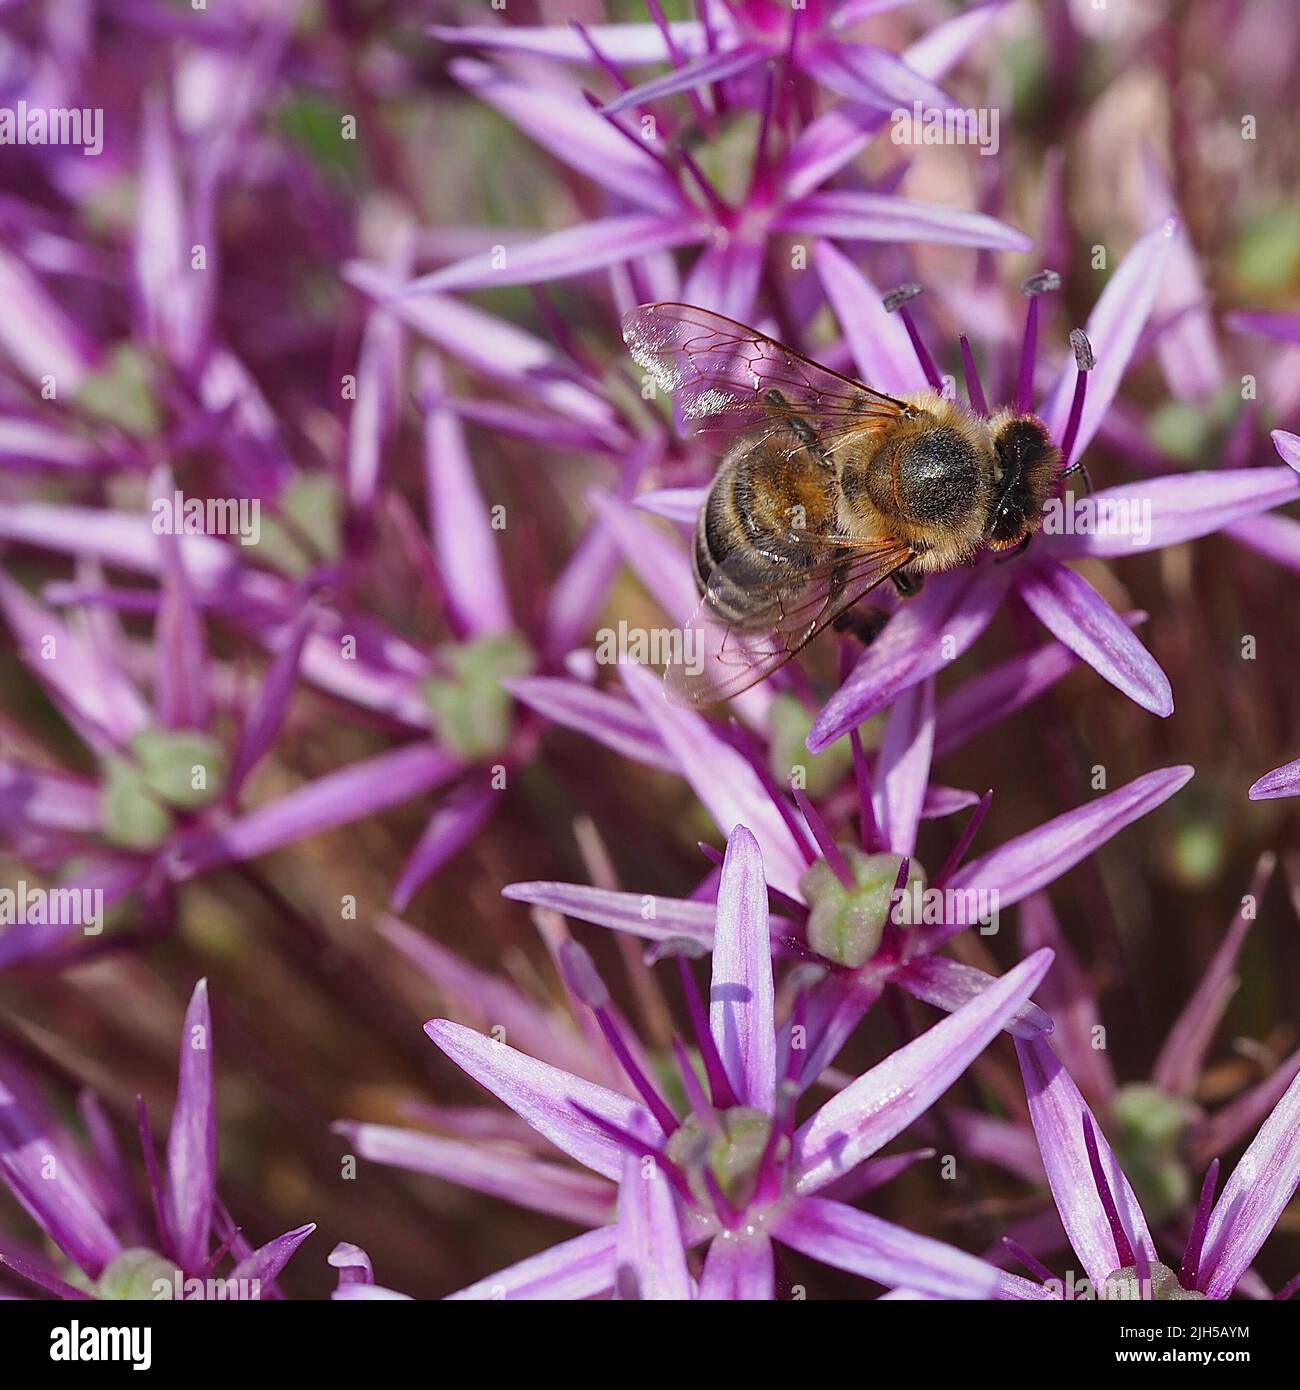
[623,302,911,444]
[666,538,916,708]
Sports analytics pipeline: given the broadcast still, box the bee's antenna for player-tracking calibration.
[883,283,943,393]
[1058,328,1096,474]
[1015,270,1061,415]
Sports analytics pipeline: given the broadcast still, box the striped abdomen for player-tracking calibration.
[694,438,841,630]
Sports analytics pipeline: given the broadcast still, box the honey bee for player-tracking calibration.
[623,302,1066,706]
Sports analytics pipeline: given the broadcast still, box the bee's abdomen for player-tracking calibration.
[694,463,764,626]
[694,442,837,628]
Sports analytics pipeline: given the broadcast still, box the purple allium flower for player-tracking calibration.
[423,825,1052,1299]
[957,861,1300,1256]
[401,11,1029,327]
[1003,1034,1300,1300]
[0,549,462,966]
[506,656,1192,1080]
[433,0,968,112]
[0,981,313,1300]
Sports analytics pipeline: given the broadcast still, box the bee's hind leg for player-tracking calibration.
[833,604,890,647]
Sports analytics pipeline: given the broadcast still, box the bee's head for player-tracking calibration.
[986,414,1061,550]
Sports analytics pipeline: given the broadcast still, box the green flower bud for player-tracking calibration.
[1112,1083,1192,1224]
[76,344,161,437]
[129,729,227,809]
[101,757,173,851]
[255,474,342,575]
[767,694,855,800]
[94,1248,181,1301]
[423,632,532,760]
[1103,1261,1205,1301]
[665,1106,777,1208]
[800,849,926,969]
[281,473,341,562]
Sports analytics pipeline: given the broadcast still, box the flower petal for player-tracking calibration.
[587,491,699,627]
[427,21,707,64]
[450,57,684,216]
[1249,758,1300,801]
[328,1241,373,1286]
[1041,219,1178,457]
[0,1081,120,1279]
[933,612,1145,759]
[615,1152,691,1300]
[1225,310,1300,345]
[165,979,216,1272]
[1227,513,1300,575]
[391,782,497,911]
[151,468,211,733]
[0,574,151,750]
[809,568,1007,751]
[337,1121,612,1229]
[402,214,700,295]
[446,1226,618,1300]
[1016,558,1172,716]
[802,39,953,112]
[226,603,318,796]
[1272,429,1300,472]
[0,244,97,389]
[176,743,462,875]
[782,1,1005,197]
[775,1195,1012,1299]
[603,45,766,116]
[1014,1036,1157,1288]
[776,190,1031,251]
[381,916,593,1078]
[813,239,929,394]
[794,949,1053,1192]
[503,881,720,949]
[621,662,805,897]
[682,236,764,325]
[893,955,1052,1041]
[1017,894,1116,1106]
[425,1019,654,1181]
[1046,468,1300,560]
[1152,853,1275,1095]
[698,1228,774,1300]
[346,264,619,437]
[1199,1066,1300,1297]
[872,675,934,856]
[228,1223,315,1289]
[948,766,1193,919]
[421,358,513,637]
[710,826,776,1113]
[506,677,677,774]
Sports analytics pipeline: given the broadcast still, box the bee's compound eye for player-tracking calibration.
[893,427,982,525]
